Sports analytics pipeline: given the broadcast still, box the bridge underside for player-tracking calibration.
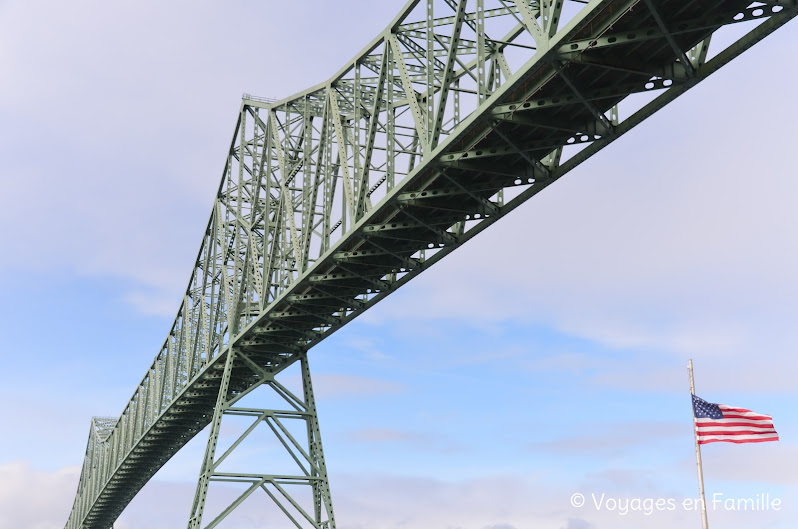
[65,1,797,528]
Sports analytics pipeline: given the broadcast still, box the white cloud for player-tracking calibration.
[352,29,798,391]
[313,373,406,399]
[0,0,401,316]
[4,457,793,529]
[347,428,422,443]
[529,421,686,457]
[341,336,394,361]
[3,0,796,360]
[561,520,596,529]
[702,442,798,486]
[2,5,797,529]
[0,462,79,529]
[344,427,463,453]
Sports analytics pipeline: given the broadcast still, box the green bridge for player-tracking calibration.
[64,1,797,528]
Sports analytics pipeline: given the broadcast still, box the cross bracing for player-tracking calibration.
[65,1,797,528]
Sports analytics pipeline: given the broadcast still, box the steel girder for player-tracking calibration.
[65,1,797,528]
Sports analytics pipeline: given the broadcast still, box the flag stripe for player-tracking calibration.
[696,417,773,424]
[717,409,773,420]
[699,431,780,437]
[697,430,778,437]
[698,429,776,436]
[695,421,776,428]
[697,425,778,432]
[720,405,772,415]
[699,436,779,445]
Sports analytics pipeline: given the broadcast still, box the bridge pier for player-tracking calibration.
[186,350,336,529]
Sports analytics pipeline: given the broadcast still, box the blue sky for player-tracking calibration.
[1,1,797,528]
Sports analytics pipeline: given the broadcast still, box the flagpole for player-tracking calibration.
[688,359,710,529]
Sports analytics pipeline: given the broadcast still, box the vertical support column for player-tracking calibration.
[386,38,396,191]
[425,0,435,148]
[322,95,333,253]
[476,0,487,102]
[186,350,337,529]
[301,354,336,528]
[353,62,363,214]
[187,349,237,529]
[689,37,712,68]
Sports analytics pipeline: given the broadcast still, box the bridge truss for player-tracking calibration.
[65,1,797,528]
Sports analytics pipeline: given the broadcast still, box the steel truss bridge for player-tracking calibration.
[65,1,796,528]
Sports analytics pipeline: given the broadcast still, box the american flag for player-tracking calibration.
[692,395,779,445]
